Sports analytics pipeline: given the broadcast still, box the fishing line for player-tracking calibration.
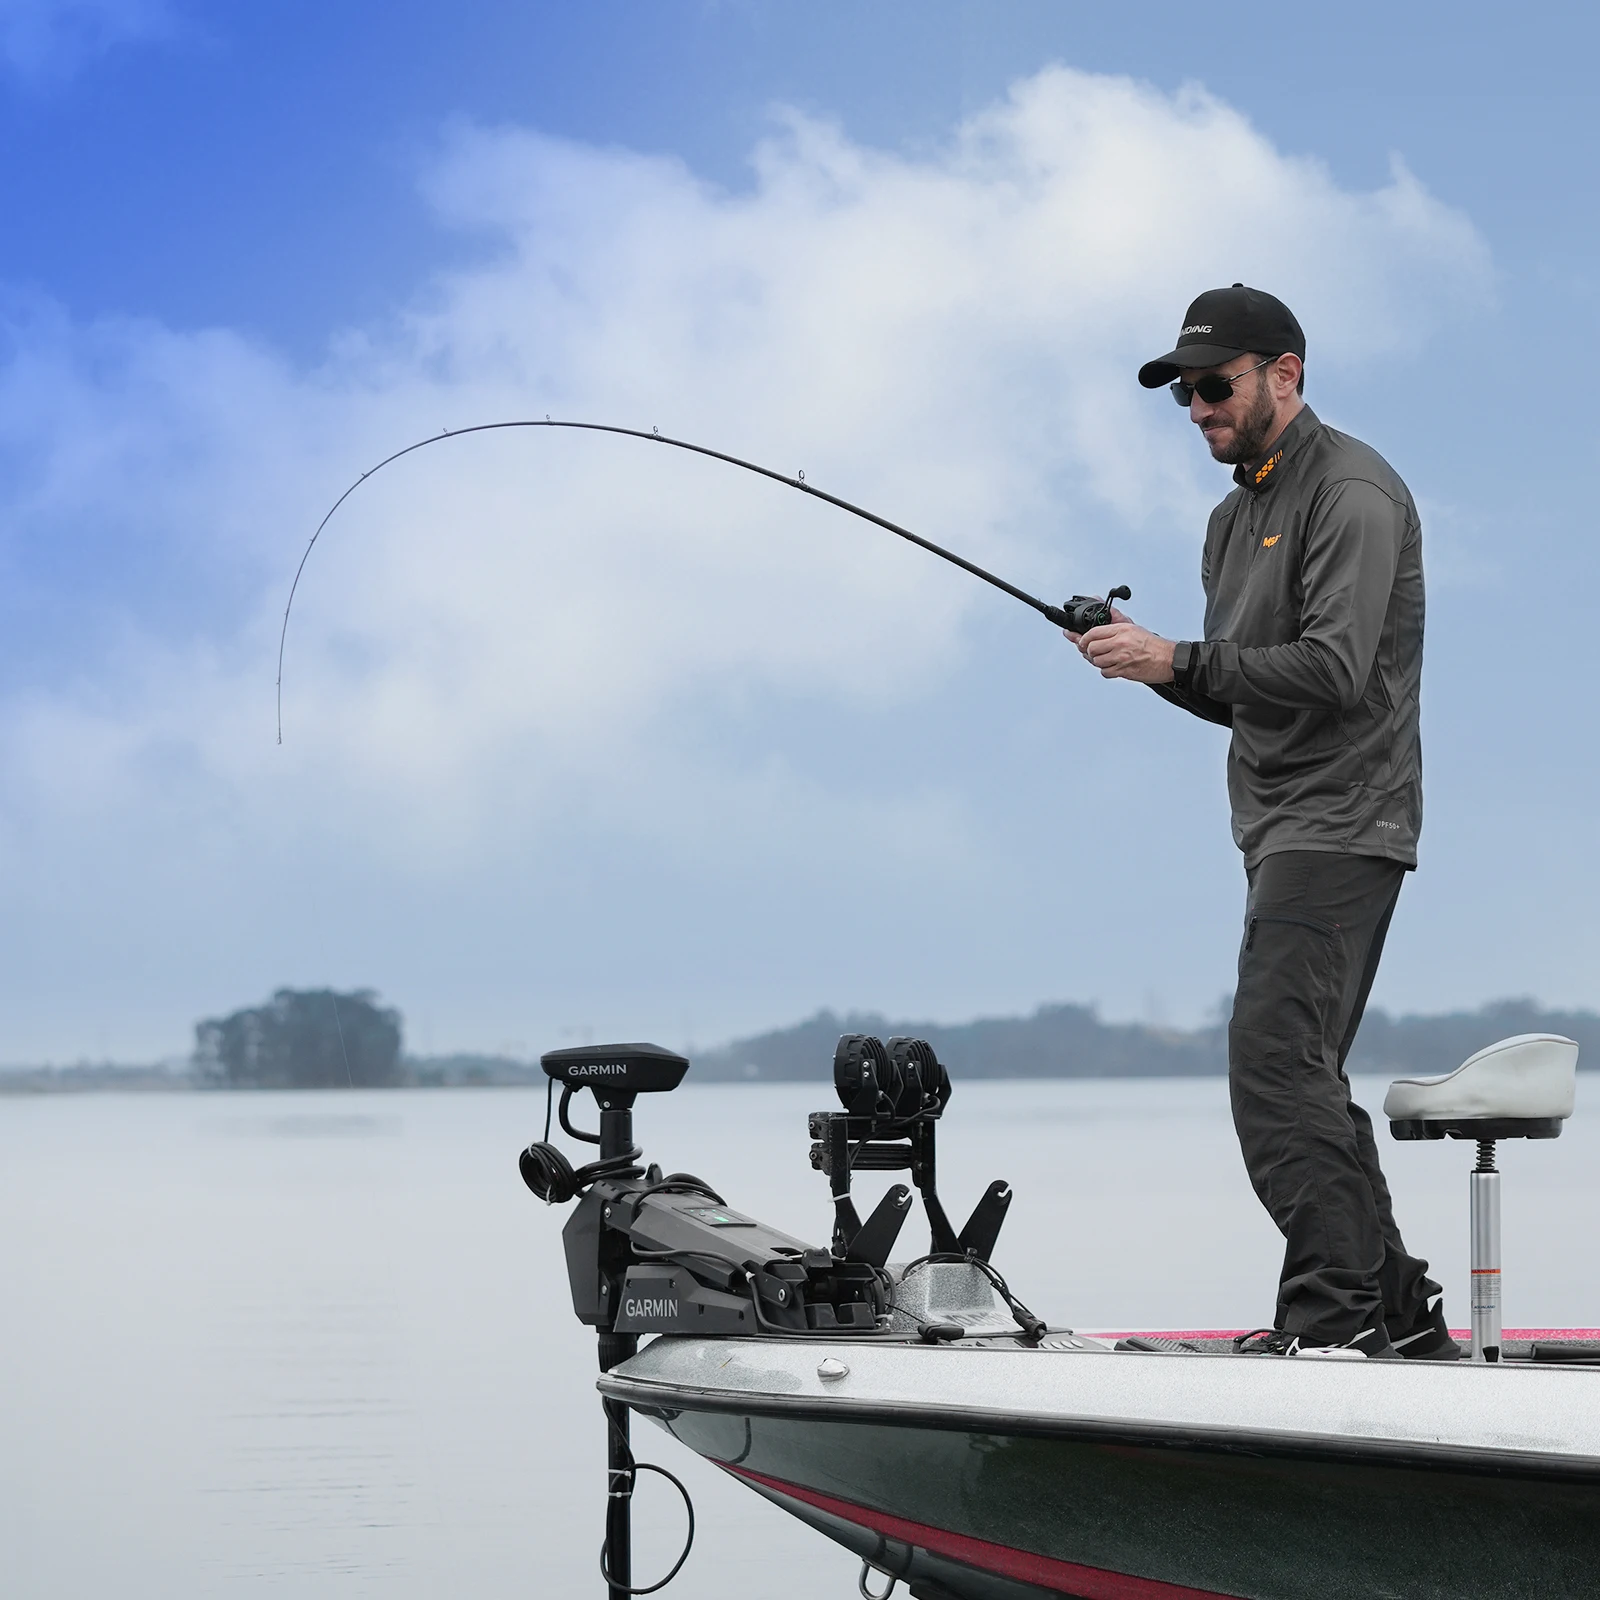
[329,990,354,1089]
[276,418,1129,742]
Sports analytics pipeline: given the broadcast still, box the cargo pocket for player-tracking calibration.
[1234,909,1343,1046]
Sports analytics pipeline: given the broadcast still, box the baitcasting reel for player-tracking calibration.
[1058,584,1132,635]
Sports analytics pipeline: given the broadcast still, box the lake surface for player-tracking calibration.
[5,1077,1597,1598]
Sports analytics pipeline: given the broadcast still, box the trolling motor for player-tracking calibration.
[520,1043,697,1599]
[519,1035,1039,1596]
[523,1043,889,1340]
[520,1041,887,1599]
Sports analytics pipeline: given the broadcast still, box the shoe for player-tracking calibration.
[1234,1322,1397,1360]
[1387,1294,1463,1361]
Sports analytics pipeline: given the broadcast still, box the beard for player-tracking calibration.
[1207,375,1278,465]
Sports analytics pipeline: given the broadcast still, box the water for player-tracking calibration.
[4,1078,1597,1598]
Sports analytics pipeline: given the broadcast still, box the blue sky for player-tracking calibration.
[1,1,1596,1061]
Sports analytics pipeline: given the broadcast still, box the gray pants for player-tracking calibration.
[1229,851,1439,1341]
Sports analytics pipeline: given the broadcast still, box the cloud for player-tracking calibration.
[0,67,1493,1056]
[0,0,172,79]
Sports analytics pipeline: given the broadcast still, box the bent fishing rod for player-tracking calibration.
[276,418,1130,742]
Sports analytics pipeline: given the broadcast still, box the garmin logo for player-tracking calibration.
[624,1297,679,1319]
[566,1063,629,1078]
[1183,324,1213,335]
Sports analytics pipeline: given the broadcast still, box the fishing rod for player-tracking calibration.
[275,418,1130,742]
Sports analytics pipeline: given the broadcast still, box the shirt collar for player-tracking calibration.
[1233,404,1317,495]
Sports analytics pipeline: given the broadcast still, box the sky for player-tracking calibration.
[1,1,1597,1063]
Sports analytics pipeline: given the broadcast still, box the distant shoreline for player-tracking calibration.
[5,995,1595,1092]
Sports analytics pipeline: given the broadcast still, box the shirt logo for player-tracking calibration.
[1261,534,1281,548]
[1253,450,1283,486]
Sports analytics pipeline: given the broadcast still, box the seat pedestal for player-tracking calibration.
[1469,1143,1502,1363]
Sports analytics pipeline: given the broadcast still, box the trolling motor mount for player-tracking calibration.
[522,1043,891,1345]
[520,1042,891,1597]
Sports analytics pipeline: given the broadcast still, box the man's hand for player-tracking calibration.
[1064,608,1177,683]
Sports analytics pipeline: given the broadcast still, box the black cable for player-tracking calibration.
[598,1412,695,1595]
[521,1084,643,1201]
[630,1173,726,1205]
[558,1084,604,1146]
[628,1245,752,1271]
[881,1299,966,1344]
[518,1142,643,1204]
[897,1252,1047,1342]
[277,417,1085,741]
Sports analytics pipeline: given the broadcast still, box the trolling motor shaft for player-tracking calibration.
[529,1044,685,1600]
[595,1097,640,1600]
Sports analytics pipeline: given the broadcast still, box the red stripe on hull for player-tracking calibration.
[724,1462,1245,1600]
[1100,1327,1600,1341]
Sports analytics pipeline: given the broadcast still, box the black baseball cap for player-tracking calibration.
[1137,284,1306,388]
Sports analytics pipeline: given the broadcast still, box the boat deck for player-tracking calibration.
[1103,1328,1600,1360]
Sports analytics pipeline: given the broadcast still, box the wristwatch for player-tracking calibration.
[1171,640,1195,690]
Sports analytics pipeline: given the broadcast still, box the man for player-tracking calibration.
[1068,284,1456,1359]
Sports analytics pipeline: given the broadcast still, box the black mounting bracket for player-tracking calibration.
[808,1035,1012,1264]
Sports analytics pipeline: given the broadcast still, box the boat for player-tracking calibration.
[520,1032,1600,1600]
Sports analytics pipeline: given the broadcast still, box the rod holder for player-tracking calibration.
[1469,1140,1501,1363]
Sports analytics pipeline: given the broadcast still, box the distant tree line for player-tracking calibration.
[688,998,1600,1083]
[194,988,402,1089]
[182,989,1600,1090]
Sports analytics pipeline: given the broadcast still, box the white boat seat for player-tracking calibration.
[1385,1033,1578,1142]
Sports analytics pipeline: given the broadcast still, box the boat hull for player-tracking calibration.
[601,1336,1600,1600]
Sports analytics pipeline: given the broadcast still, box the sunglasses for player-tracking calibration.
[1169,355,1274,407]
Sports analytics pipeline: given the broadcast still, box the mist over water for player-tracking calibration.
[4,1079,1596,1598]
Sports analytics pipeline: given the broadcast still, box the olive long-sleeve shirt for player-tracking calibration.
[1152,405,1423,868]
